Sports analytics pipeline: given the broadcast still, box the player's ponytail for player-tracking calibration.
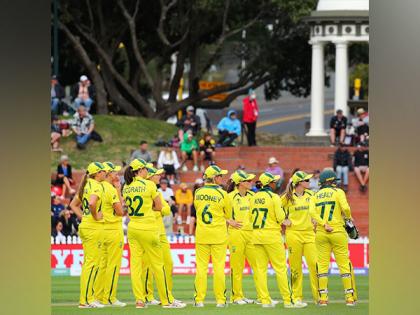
[124,166,140,185]
[77,172,89,201]
[282,181,295,206]
[226,179,236,193]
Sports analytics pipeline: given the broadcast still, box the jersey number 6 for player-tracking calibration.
[202,204,213,224]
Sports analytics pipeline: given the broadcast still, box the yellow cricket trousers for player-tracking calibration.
[194,243,227,304]
[254,242,294,305]
[315,231,358,302]
[128,228,172,306]
[228,229,259,302]
[285,229,318,303]
[93,228,124,304]
[143,234,174,302]
[79,226,103,305]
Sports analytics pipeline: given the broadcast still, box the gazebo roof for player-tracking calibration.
[317,0,369,11]
[305,0,369,23]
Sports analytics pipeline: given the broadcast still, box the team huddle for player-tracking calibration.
[70,158,358,309]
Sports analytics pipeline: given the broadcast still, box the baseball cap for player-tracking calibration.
[87,162,105,175]
[102,161,122,172]
[129,158,152,171]
[80,75,88,81]
[319,169,338,184]
[186,105,194,112]
[291,171,313,185]
[259,172,280,186]
[146,166,164,179]
[357,108,365,115]
[204,165,228,179]
[230,170,255,185]
[268,157,278,164]
[60,155,68,162]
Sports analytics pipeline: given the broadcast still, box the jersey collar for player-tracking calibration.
[260,186,273,192]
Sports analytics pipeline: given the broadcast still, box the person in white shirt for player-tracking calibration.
[157,144,180,185]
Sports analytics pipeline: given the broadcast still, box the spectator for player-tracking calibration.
[217,110,241,147]
[175,183,194,235]
[353,144,369,192]
[329,109,347,146]
[157,144,180,185]
[51,194,65,219]
[177,105,201,138]
[52,221,66,242]
[333,144,353,192]
[189,178,204,235]
[54,155,76,198]
[71,75,95,111]
[59,209,79,236]
[199,132,216,171]
[51,115,63,152]
[131,140,153,163]
[352,108,369,145]
[242,88,259,146]
[70,105,96,150]
[309,170,321,192]
[170,134,181,148]
[51,75,65,115]
[251,180,263,192]
[180,131,199,172]
[265,157,285,192]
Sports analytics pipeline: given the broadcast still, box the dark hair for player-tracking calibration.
[226,179,236,193]
[140,140,147,145]
[124,166,139,185]
[77,172,89,201]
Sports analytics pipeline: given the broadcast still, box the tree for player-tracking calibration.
[56,0,317,119]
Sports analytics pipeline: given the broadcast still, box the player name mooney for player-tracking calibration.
[195,194,222,203]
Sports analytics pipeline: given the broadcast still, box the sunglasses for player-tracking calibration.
[302,179,310,182]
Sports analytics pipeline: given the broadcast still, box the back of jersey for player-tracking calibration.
[80,178,104,228]
[312,186,352,232]
[194,184,230,244]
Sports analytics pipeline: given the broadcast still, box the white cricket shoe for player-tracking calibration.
[193,302,204,307]
[233,299,248,305]
[110,300,127,307]
[146,299,161,305]
[262,303,275,308]
[163,301,187,308]
[90,301,105,308]
[78,304,95,309]
[243,298,254,304]
[346,299,356,307]
[292,300,308,308]
[216,303,228,308]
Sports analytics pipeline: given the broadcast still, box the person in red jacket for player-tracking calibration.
[242,89,259,146]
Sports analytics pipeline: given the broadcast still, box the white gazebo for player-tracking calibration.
[305,0,369,136]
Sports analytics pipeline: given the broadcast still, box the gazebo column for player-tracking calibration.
[307,39,327,136]
[333,39,349,116]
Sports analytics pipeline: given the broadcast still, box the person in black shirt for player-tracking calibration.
[333,144,353,192]
[353,144,369,192]
[199,132,216,171]
[177,106,201,136]
[329,109,347,146]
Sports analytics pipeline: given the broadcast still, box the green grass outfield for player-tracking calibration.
[52,274,368,314]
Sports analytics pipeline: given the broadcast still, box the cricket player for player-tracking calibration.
[281,171,318,306]
[69,162,106,309]
[193,165,235,307]
[250,172,305,308]
[309,169,358,306]
[92,162,126,307]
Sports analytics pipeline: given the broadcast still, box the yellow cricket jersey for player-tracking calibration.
[122,176,159,231]
[194,184,231,244]
[154,192,172,235]
[250,187,285,244]
[228,189,254,231]
[309,186,352,233]
[79,178,104,229]
[280,189,314,231]
[101,181,122,230]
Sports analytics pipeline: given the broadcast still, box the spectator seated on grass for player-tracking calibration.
[131,140,153,163]
[180,131,199,172]
[71,75,95,111]
[51,115,63,152]
[199,132,216,171]
[175,183,194,235]
[333,144,353,192]
[265,157,285,192]
[352,108,369,145]
[51,75,65,115]
[177,105,201,140]
[53,155,76,198]
[71,105,102,150]
[353,143,369,192]
[216,110,241,147]
[309,170,320,192]
[157,144,180,185]
[329,109,347,146]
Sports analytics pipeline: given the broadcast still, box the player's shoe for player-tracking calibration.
[262,303,275,308]
[78,304,96,309]
[193,165,199,172]
[174,299,184,304]
[146,299,161,306]
[90,301,105,308]
[243,298,254,304]
[136,301,147,308]
[346,299,356,307]
[291,301,308,308]
[194,302,204,307]
[110,300,127,307]
[182,165,188,172]
[318,300,328,307]
[257,299,278,305]
[233,299,248,305]
[216,303,228,308]
[163,301,187,308]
